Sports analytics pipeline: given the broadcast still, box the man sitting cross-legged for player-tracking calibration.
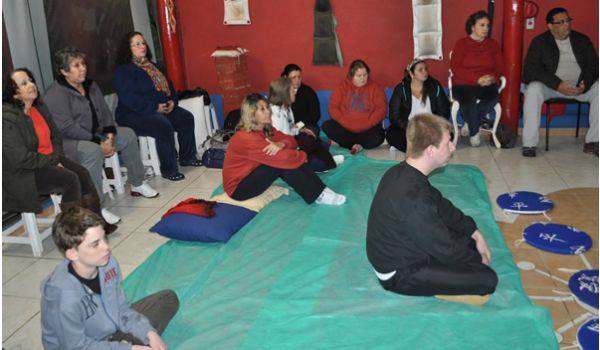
[366,113,497,305]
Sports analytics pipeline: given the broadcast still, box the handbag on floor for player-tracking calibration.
[201,148,226,169]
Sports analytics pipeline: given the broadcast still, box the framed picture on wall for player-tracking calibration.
[223,0,251,25]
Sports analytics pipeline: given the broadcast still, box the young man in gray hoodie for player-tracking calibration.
[41,206,179,349]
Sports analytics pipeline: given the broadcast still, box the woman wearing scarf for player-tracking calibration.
[114,32,201,181]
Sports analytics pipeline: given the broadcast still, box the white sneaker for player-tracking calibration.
[315,187,346,205]
[333,155,345,166]
[131,183,159,198]
[470,132,481,147]
[460,124,470,137]
[101,208,121,224]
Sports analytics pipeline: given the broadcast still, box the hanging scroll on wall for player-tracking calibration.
[223,0,251,25]
[412,0,443,60]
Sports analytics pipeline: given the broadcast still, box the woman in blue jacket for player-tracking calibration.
[385,59,450,152]
[113,32,201,181]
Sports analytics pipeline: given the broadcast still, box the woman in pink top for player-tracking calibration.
[450,11,504,147]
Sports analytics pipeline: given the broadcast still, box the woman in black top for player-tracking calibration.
[281,64,322,135]
[386,59,450,152]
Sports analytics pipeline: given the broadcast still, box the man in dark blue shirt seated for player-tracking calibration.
[366,113,497,305]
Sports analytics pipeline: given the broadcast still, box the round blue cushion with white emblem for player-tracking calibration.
[496,191,553,214]
[568,269,599,313]
[523,223,592,255]
[577,318,599,350]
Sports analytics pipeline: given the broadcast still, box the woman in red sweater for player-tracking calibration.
[450,11,504,147]
[223,93,346,205]
[323,60,387,154]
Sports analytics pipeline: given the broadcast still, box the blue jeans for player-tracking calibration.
[452,85,499,137]
[116,106,197,176]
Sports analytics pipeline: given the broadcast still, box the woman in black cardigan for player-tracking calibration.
[2,68,116,233]
[281,64,322,135]
[385,59,450,152]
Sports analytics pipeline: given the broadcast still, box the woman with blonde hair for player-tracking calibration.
[222,93,345,205]
[269,77,341,172]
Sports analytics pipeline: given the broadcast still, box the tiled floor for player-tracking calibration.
[2,135,598,349]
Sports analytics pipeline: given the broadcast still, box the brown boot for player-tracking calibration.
[80,192,118,235]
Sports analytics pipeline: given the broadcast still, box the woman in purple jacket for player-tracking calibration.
[114,32,201,181]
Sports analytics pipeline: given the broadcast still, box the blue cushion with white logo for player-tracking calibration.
[496,191,553,214]
[569,269,599,314]
[150,203,257,242]
[523,223,592,255]
[577,318,599,350]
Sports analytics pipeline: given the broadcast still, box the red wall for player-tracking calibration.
[177,0,598,94]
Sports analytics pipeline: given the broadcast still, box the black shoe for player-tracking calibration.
[180,159,202,167]
[161,172,186,181]
[522,147,536,157]
[104,223,118,235]
[583,142,599,157]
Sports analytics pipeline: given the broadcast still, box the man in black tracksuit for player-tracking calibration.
[366,113,497,304]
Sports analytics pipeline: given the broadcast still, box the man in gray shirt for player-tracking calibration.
[522,7,598,157]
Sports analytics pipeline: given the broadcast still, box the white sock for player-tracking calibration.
[333,155,345,165]
[315,187,346,205]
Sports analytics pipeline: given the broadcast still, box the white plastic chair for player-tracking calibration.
[103,153,128,195]
[138,136,161,176]
[2,194,62,257]
[179,97,219,153]
[448,51,507,148]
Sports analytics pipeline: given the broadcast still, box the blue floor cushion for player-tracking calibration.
[569,269,599,313]
[496,191,554,214]
[523,223,592,255]
[150,203,257,242]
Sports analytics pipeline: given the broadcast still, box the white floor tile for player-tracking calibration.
[105,206,160,233]
[2,296,39,341]
[3,259,62,299]
[2,312,43,350]
[3,256,37,284]
[187,168,223,189]
[110,232,169,266]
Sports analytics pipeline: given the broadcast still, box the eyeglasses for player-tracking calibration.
[552,18,573,25]
[130,41,147,48]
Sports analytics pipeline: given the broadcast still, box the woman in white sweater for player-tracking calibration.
[268,77,342,172]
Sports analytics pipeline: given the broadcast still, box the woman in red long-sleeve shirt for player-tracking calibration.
[323,60,387,154]
[450,11,504,147]
[223,93,346,205]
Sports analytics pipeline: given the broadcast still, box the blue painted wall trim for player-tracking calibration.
[209,90,590,129]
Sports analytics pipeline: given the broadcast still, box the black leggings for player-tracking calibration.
[379,240,498,296]
[34,156,97,202]
[385,126,407,152]
[452,85,499,137]
[232,163,326,204]
[322,120,385,149]
[295,132,336,170]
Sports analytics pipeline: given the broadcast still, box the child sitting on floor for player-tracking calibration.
[269,76,344,172]
[41,206,179,349]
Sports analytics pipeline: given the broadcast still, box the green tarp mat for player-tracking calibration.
[123,154,557,349]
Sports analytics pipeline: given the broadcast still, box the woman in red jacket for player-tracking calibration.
[450,10,504,147]
[323,60,387,154]
[223,93,346,205]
